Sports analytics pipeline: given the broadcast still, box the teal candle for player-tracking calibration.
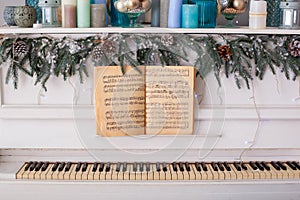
[181,4,198,28]
[77,0,90,28]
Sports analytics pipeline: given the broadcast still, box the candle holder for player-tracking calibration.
[26,0,42,23]
[220,0,248,27]
[280,0,300,29]
[114,0,152,28]
[3,6,16,26]
[38,0,61,27]
[14,5,37,27]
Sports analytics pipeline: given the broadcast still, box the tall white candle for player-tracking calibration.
[249,0,267,29]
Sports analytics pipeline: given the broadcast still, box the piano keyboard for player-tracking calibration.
[16,161,300,181]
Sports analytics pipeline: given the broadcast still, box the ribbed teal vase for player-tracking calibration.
[266,0,281,27]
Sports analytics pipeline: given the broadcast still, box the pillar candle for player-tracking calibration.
[151,0,160,27]
[92,0,108,26]
[91,4,106,27]
[168,0,183,28]
[249,0,267,29]
[62,0,77,27]
[181,4,198,28]
[65,4,77,27]
[77,0,90,28]
[160,0,170,27]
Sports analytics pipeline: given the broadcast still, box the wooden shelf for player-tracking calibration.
[0,26,299,35]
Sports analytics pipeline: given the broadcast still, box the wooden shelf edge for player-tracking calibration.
[0,26,299,35]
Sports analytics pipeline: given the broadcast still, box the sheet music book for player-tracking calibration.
[94,66,195,137]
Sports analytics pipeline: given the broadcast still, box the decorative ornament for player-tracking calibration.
[93,46,105,60]
[161,34,174,46]
[141,0,151,10]
[13,41,28,57]
[115,1,127,12]
[232,0,246,11]
[219,0,229,11]
[127,0,140,10]
[288,39,300,57]
[217,45,232,61]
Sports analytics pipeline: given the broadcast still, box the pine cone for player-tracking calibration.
[93,46,105,60]
[161,34,174,46]
[102,40,116,54]
[288,39,300,57]
[217,45,232,61]
[13,41,28,58]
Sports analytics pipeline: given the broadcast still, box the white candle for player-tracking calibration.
[249,0,267,29]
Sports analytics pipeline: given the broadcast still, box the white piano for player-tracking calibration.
[1,27,300,200]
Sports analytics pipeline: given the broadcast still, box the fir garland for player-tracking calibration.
[0,33,299,91]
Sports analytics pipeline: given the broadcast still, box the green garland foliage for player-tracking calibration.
[0,33,299,91]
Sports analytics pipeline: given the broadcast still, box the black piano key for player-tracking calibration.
[211,162,218,171]
[122,163,127,172]
[261,162,271,171]
[75,162,82,172]
[65,162,72,172]
[146,163,151,172]
[116,163,121,172]
[139,163,144,172]
[201,162,208,171]
[82,162,88,172]
[292,162,300,170]
[58,162,66,172]
[223,162,231,171]
[271,161,281,170]
[185,162,191,171]
[52,162,60,172]
[24,162,33,171]
[277,161,287,170]
[255,162,264,171]
[286,161,297,170]
[179,163,184,172]
[241,163,248,170]
[162,162,168,172]
[156,163,161,172]
[35,162,44,171]
[195,162,201,171]
[172,163,178,172]
[30,161,38,171]
[133,163,138,172]
[41,162,49,172]
[92,163,99,172]
[217,162,225,171]
[105,163,111,172]
[249,161,258,170]
[233,162,241,171]
[99,163,105,172]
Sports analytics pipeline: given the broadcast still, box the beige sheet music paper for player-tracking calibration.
[94,66,195,137]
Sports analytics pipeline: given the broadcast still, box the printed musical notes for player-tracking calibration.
[94,66,195,137]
